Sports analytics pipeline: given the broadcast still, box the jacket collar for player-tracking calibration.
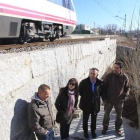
[111,71,124,77]
[36,100,47,108]
[31,92,48,107]
[86,77,99,86]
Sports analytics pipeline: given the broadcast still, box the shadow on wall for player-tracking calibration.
[10,99,36,140]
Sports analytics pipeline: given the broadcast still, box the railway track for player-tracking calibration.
[0,36,114,54]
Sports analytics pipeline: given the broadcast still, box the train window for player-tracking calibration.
[69,0,75,11]
[65,0,75,11]
[62,0,66,7]
[48,0,74,11]
[48,0,65,7]
[65,0,70,9]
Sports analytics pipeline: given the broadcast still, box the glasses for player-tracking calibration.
[69,82,76,86]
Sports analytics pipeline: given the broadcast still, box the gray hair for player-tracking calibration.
[89,68,99,74]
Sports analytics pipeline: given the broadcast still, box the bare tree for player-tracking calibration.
[112,24,118,31]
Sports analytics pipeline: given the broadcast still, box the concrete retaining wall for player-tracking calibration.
[0,38,116,140]
[64,34,118,39]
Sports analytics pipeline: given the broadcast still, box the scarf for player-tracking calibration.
[66,90,76,116]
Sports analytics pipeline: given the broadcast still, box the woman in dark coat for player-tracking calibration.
[55,78,79,140]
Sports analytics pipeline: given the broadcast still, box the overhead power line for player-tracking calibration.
[115,0,125,15]
[108,0,119,10]
[118,0,126,14]
[93,0,115,17]
[137,0,140,8]
[93,0,123,27]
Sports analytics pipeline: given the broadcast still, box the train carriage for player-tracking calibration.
[0,0,77,43]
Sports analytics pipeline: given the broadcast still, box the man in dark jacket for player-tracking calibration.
[79,68,103,139]
[102,62,130,136]
[28,84,54,140]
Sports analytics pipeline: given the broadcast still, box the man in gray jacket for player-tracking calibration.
[28,84,54,140]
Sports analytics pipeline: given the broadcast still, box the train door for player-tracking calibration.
[65,0,71,22]
[63,0,72,35]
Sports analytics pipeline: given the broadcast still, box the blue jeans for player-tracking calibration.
[36,128,54,140]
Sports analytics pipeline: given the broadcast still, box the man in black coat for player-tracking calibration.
[79,68,103,139]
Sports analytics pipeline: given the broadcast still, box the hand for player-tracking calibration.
[45,130,49,135]
[72,108,76,113]
[119,99,124,103]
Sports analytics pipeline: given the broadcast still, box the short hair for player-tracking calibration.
[114,61,123,68]
[90,68,99,74]
[38,84,50,93]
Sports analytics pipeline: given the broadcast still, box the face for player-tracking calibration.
[89,70,98,80]
[39,89,50,101]
[68,81,76,91]
[113,64,122,74]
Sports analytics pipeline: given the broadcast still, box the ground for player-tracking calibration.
[54,106,139,140]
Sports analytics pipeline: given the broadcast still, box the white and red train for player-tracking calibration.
[0,0,77,43]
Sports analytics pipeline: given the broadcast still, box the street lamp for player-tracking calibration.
[93,22,95,29]
[115,15,125,20]
[115,14,126,33]
[92,22,96,35]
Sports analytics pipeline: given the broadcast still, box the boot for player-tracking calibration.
[91,131,96,138]
[102,125,108,135]
[115,129,122,136]
[102,129,107,135]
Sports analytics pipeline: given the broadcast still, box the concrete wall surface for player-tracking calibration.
[64,34,118,39]
[0,38,116,140]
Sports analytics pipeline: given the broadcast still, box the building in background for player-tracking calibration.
[91,28,99,35]
[72,24,91,34]
[106,29,116,35]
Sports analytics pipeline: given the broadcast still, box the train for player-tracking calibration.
[0,0,77,43]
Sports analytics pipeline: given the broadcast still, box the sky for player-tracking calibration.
[73,0,140,31]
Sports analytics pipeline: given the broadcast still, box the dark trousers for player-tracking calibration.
[103,102,123,130]
[60,123,71,139]
[83,111,97,133]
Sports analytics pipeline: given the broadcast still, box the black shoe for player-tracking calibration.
[102,125,108,135]
[92,132,96,138]
[84,132,89,139]
[102,129,107,135]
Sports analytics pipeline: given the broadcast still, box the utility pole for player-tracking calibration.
[115,14,126,34]
[124,14,126,32]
